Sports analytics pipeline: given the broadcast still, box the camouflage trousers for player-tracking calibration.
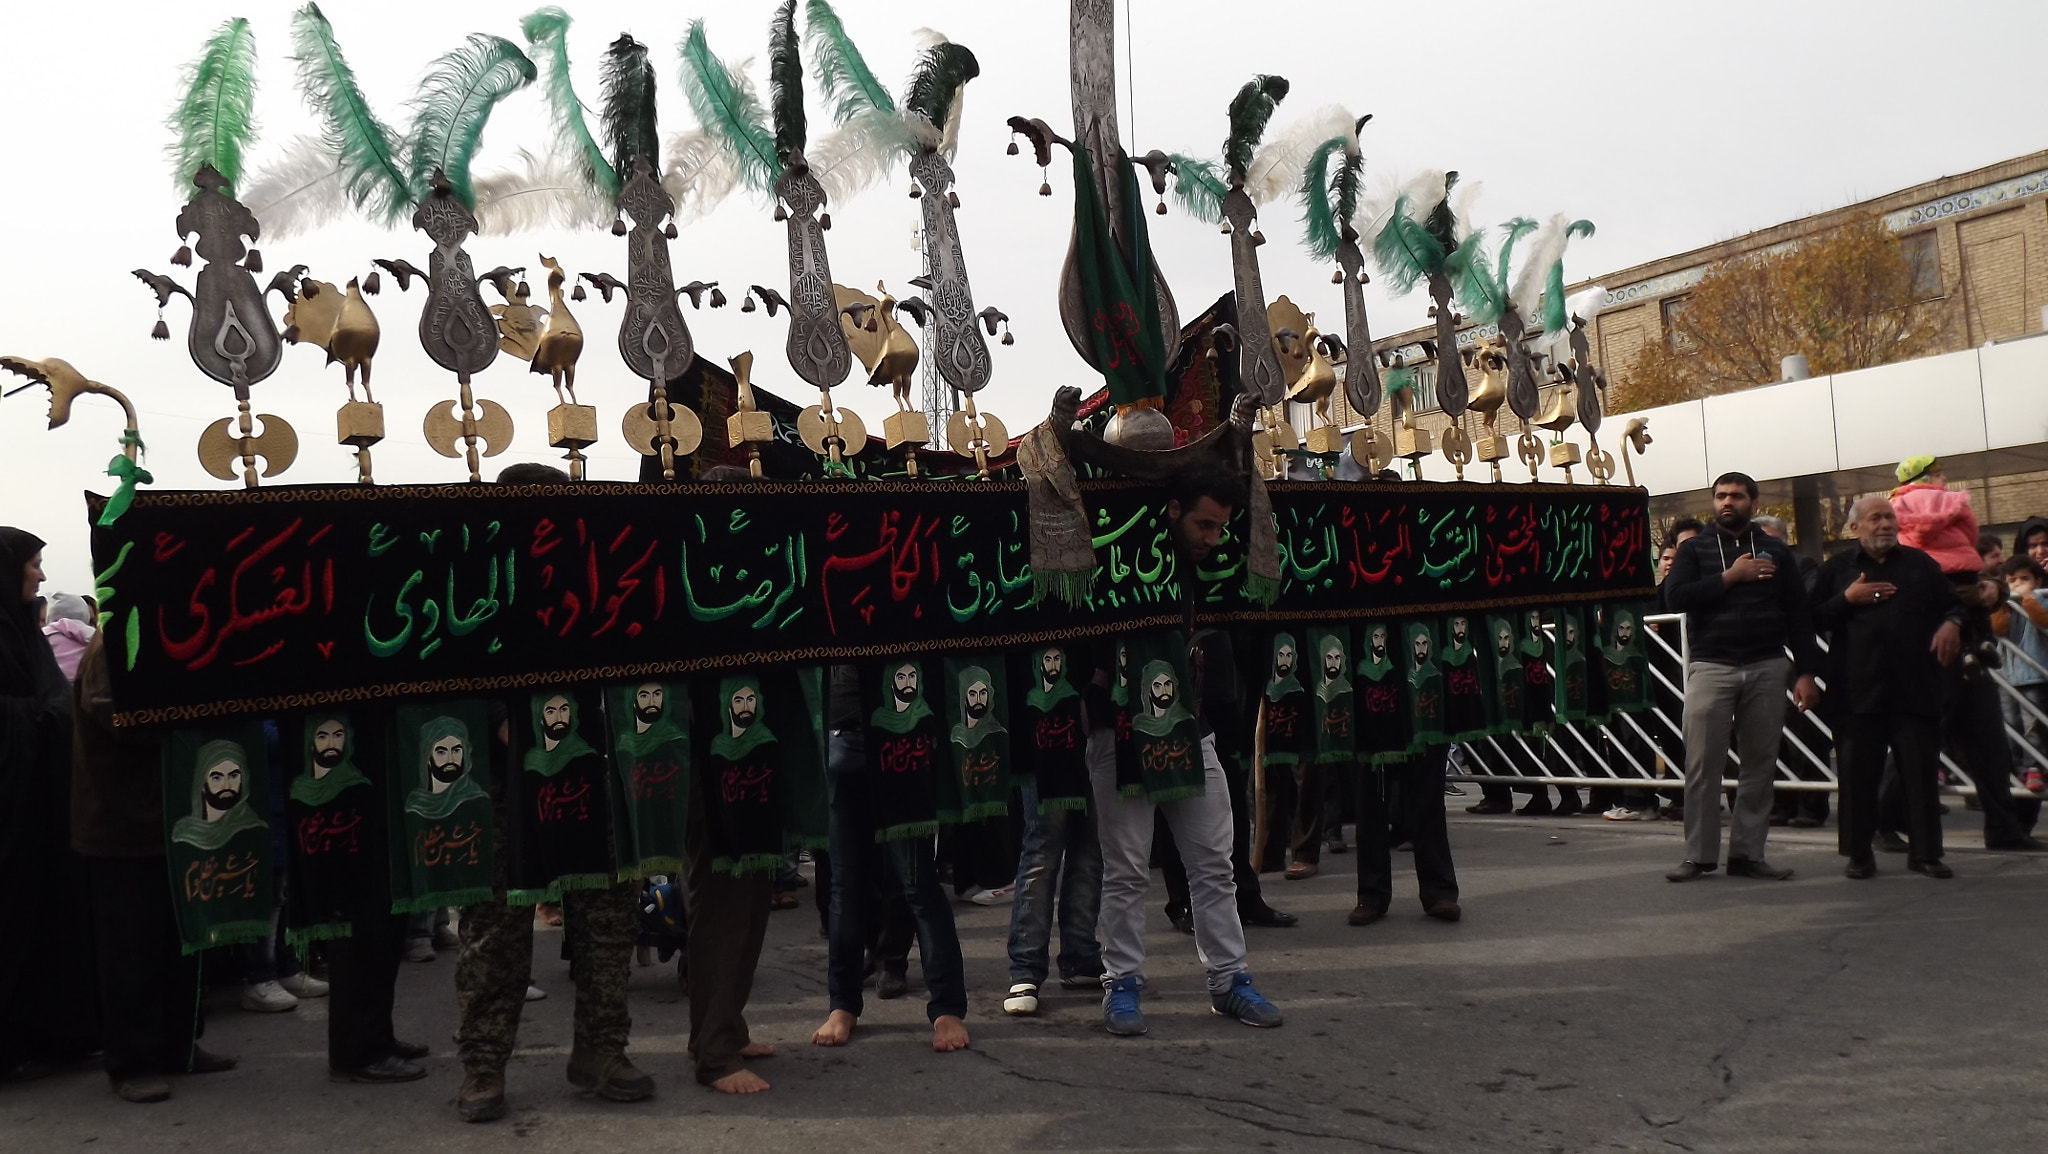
[456,882,636,1076]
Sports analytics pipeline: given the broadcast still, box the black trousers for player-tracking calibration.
[685,800,772,1085]
[87,856,202,1081]
[1927,670,2042,845]
[326,912,405,1069]
[1838,713,1942,865]
[1357,748,1460,913]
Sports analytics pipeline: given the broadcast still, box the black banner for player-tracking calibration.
[90,478,1651,724]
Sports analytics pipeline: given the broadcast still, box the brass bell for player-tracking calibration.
[171,245,192,267]
[1038,182,1051,197]
[820,213,831,230]
[1331,269,1344,284]
[1357,269,1371,285]
[611,219,627,236]
[947,191,960,209]
[741,296,757,313]
[1220,221,1232,235]
[1252,230,1265,246]
[362,270,381,295]
[244,248,262,273]
[516,280,530,298]
[909,184,922,199]
[773,204,788,222]
[1006,140,1019,156]
[664,222,678,239]
[1155,200,1167,215]
[1001,331,1014,346]
[709,287,728,308]
[151,318,170,341]
[570,283,586,302]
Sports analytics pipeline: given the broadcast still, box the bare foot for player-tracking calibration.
[709,1069,770,1094]
[931,1015,971,1052]
[739,1042,776,1059]
[810,1010,856,1047]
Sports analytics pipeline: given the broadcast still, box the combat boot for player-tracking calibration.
[566,1049,655,1102]
[457,1071,506,1123]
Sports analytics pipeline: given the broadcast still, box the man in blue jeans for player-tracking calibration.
[810,668,971,1053]
[1001,776,1103,1015]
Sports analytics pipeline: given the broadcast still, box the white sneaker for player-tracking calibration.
[1603,806,1644,822]
[970,885,1015,907]
[404,940,436,963]
[1003,982,1040,1015]
[525,983,547,1002]
[241,980,299,1013]
[279,972,329,999]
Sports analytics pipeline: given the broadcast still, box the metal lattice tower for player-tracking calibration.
[914,219,957,447]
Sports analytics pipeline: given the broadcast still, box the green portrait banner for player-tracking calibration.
[945,655,1013,823]
[1019,644,1091,813]
[1554,607,1595,725]
[1482,615,1526,737]
[163,722,275,953]
[1353,620,1411,764]
[1403,619,1447,750]
[285,710,382,946]
[1260,632,1311,771]
[506,688,615,904]
[1438,611,1497,742]
[1307,628,1356,766]
[695,674,786,875]
[1601,605,1653,715]
[606,681,692,877]
[1121,631,1204,803]
[865,658,947,841]
[387,700,496,913]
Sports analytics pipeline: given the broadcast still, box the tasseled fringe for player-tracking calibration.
[782,834,829,853]
[1261,753,1300,769]
[1143,785,1208,804]
[284,922,354,949]
[958,801,1011,823]
[505,886,560,907]
[181,918,274,955]
[1030,567,1098,608]
[391,887,496,915]
[551,872,616,894]
[875,821,940,843]
[1243,572,1281,607]
[1036,796,1090,816]
[631,856,686,879]
[713,853,787,878]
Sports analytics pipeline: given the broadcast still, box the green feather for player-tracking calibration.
[289,3,410,222]
[1372,195,1439,296]
[804,0,894,123]
[1544,220,1597,333]
[902,42,980,140]
[770,0,806,161]
[168,17,260,195]
[1222,74,1288,183]
[1447,231,1494,320]
[1422,172,1458,255]
[1299,137,1345,260]
[405,33,537,209]
[522,7,618,200]
[1168,153,1227,223]
[1496,217,1536,294]
[601,34,660,180]
[1384,366,1415,396]
[1334,145,1363,241]
[678,20,780,196]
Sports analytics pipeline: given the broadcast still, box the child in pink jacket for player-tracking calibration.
[1890,455,1982,576]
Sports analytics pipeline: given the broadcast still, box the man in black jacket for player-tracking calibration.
[1662,473,1822,881]
[1811,495,1958,878]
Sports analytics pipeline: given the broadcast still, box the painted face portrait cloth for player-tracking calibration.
[1518,608,1558,733]
[1020,644,1091,813]
[1601,604,1651,713]
[945,656,1013,823]
[285,710,383,944]
[1554,606,1595,724]
[505,688,615,903]
[1308,628,1356,765]
[162,722,274,952]
[605,681,692,877]
[1483,614,1527,736]
[865,658,948,841]
[1117,630,1205,803]
[1259,632,1311,772]
[1438,612,1498,742]
[387,700,495,913]
[1402,619,1448,750]
[694,674,788,874]
[1353,620,1412,764]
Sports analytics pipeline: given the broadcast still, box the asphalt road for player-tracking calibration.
[7,805,2046,1153]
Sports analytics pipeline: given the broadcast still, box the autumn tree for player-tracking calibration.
[1614,214,1948,410]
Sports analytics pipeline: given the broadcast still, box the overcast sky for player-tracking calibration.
[4,0,2042,594]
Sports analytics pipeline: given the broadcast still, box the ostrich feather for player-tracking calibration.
[1222,75,1289,183]
[662,130,745,221]
[168,17,260,196]
[522,7,619,201]
[287,3,410,224]
[602,34,661,179]
[769,0,806,162]
[1168,153,1228,224]
[903,40,979,157]
[404,33,538,209]
[1243,104,1351,207]
[1546,226,1600,334]
[1454,216,1534,325]
[804,0,895,124]
[242,134,352,239]
[810,107,911,202]
[1372,194,1441,296]
[1298,137,1347,261]
[1510,213,1571,317]
[472,147,612,234]
[678,22,780,198]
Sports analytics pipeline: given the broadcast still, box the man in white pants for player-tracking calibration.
[1091,464,1283,1036]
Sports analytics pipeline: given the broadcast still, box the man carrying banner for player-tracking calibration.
[1093,465,1284,1036]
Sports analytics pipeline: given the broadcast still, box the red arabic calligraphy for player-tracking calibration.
[183,852,260,902]
[821,510,941,634]
[294,808,364,856]
[158,517,334,671]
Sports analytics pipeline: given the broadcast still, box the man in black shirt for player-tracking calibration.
[1811,496,1959,877]
[1662,473,1822,881]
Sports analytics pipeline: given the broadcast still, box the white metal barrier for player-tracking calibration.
[1453,612,2046,798]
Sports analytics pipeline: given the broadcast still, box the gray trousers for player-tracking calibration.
[1681,657,1792,865]
[1092,731,1246,994]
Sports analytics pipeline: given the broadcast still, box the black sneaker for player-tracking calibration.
[1726,858,1793,880]
[1665,860,1715,883]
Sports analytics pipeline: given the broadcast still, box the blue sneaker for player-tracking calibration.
[1102,975,1147,1036]
[1211,973,1283,1028]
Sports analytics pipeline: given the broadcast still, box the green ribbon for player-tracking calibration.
[97,433,152,526]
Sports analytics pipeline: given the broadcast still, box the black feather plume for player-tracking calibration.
[602,34,660,179]
[769,0,806,161]
[903,41,980,142]
[1223,74,1289,183]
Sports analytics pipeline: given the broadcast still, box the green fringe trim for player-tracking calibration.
[713,853,786,877]
[284,921,354,949]
[505,886,560,907]
[1243,572,1281,607]
[1036,795,1090,816]
[1031,567,1098,608]
[552,872,616,894]
[1368,751,1409,766]
[782,833,829,852]
[391,887,497,915]
[1144,784,1207,804]
[180,919,274,955]
[632,856,686,879]
[1261,753,1299,768]
[958,801,1010,823]
[1313,751,1354,766]
[875,821,940,843]
[1116,783,1147,800]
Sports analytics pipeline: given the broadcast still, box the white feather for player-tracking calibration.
[908,26,949,52]
[242,134,353,239]
[1242,104,1354,207]
[938,84,965,158]
[1510,213,1570,314]
[810,108,912,203]
[471,149,612,236]
[662,131,743,223]
[1566,285,1607,327]
[1398,169,1448,220]
[1449,178,1484,241]
[1353,165,1414,240]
